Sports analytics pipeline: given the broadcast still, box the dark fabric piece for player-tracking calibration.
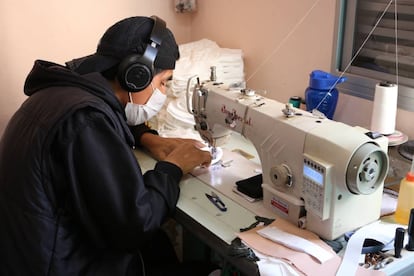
[236,174,263,199]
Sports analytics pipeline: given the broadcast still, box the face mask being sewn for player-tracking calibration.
[125,84,167,126]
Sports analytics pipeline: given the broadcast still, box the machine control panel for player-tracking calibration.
[302,156,332,220]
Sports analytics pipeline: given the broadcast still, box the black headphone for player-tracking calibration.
[117,16,166,92]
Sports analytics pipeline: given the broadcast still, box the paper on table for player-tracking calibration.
[238,218,385,276]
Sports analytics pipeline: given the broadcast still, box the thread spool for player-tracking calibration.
[289,96,302,108]
[370,82,398,135]
[210,66,217,82]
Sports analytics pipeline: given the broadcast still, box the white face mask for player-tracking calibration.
[125,84,167,126]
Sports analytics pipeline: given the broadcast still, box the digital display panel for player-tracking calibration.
[303,164,324,186]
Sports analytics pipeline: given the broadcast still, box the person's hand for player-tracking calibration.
[140,133,211,173]
[140,133,204,160]
[163,141,212,174]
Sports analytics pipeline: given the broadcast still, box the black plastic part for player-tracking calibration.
[394,227,405,258]
[235,174,263,199]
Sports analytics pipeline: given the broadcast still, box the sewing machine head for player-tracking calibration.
[187,77,389,240]
[186,75,233,149]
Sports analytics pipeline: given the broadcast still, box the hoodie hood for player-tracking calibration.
[24,60,124,115]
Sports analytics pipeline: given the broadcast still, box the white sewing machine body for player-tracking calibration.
[188,80,389,240]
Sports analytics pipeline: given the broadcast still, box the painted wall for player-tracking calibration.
[2,0,413,139]
[190,0,414,139]
[191,0,336,101]
[0,0,192,136]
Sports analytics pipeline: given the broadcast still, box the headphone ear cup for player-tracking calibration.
[117,54,153,92]
[117,16,166,92]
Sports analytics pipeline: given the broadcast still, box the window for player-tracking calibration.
[335,0,414,111]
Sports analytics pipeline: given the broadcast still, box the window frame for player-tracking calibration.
[332,0,414,112]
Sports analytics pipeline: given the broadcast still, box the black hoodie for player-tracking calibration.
[0,60,182,275]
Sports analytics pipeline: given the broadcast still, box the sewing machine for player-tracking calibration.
[186,77,389,240]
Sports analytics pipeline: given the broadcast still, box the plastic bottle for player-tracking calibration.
[394,158,414,224]
[304,70,346,120]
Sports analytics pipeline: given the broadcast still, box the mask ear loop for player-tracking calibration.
[149,82,159,101]
[128,92,134,104]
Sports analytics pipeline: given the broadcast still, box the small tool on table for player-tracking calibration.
[205,191,227,212]
[240,216,275,232]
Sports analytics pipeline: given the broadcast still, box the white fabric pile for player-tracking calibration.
[154,39,245,140]
[170,39,245,97]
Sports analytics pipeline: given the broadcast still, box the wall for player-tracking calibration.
[2,0,413,139]
[335,91,414,140]
[0,0,192,136]
[190,0,414,139]
[191,0,336,102]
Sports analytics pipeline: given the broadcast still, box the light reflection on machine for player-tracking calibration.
[186,76,389,240]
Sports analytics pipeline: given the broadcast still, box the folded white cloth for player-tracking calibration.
[257,226,334,264]
[254,250,300,276]
[156,38,245,137]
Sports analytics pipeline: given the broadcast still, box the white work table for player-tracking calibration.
[135,133,275,242]
[134,133,414,276]
[134,133,269,275]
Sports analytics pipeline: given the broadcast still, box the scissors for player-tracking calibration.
[205,191,227,212]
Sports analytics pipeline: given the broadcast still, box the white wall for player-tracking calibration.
[191,0,336,102]
[2,0,413,139]
[190,0,414,139]
[0,0,192,136]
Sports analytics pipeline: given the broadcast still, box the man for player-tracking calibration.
[0,16,214,275]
